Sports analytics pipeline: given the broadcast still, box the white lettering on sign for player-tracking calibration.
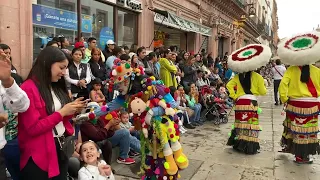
[44,14,59,20]
[117,0,142,11]
[126,0,142,10]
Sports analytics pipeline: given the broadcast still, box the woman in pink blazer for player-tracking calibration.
[18,47,86,180]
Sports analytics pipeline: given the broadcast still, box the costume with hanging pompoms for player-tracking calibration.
[75,59,189,179]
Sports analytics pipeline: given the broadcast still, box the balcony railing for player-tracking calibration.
[256,20,270,38]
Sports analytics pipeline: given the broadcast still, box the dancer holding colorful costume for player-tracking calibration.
[278,31,320,164]
[226,44,271,154]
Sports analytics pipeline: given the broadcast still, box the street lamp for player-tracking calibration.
[248,5,256,17]
[246,4,256,18]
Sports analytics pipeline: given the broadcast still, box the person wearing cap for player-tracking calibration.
[226,44,270,155]
[278,31,320,164]
[103,40,115,60]
[84,37,105,63]
[74,41,86,63]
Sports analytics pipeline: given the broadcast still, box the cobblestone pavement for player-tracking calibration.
[115,87,320,180]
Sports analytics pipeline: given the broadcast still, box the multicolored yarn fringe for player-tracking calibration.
[138,131,150,175]
[281,100,320,157]
[227,99,261,154]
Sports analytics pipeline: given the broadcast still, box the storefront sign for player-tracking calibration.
[99,27,115,48]
[117,0,142,12]
[154,12,211,36]
[32,4,92,33]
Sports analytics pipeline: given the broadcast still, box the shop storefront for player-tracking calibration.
[153,11,211,52]
[32,0,141,57]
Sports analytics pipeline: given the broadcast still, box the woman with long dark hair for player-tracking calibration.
[65,48,92,100]
[226,44,271,154]
[277,31,320,164]
[18,47,86,180]
[0,44,23,85]
[59,37,71,54]
[89,48,107,81]
[89,48,107,96]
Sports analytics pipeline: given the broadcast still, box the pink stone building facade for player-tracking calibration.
[0,0,261,78]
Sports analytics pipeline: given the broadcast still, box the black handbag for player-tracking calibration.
[53,127,75,158]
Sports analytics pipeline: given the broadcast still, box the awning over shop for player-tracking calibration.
[154,11,212,36]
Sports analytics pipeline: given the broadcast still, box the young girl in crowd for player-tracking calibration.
[65,48,92,100]
[176,85,195,129]
[185,83,203,126]
[169,86,187,133]
[90,78,105,106]
[129,53,144,68]
[218,82,233,108]
[78,141,115,180]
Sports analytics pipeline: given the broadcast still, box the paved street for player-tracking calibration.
[115,87,320,180]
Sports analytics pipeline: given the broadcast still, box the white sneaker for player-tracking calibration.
[179,127,187,134]
[6,168,11,178]
[181,126,187,132]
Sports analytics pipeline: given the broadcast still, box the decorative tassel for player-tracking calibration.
[235,105,257,111]
[238,135,259,142]
[287,104,319,115]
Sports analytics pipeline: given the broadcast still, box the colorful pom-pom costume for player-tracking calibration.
[226,44,271,154]
[75,60,188,179]
[277,31,320,164]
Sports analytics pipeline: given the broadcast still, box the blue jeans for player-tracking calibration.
[129,135,141,153]
[108,129,140,158]
[3,138,20,180]
[190,103,202,123]
[131,130,140,140]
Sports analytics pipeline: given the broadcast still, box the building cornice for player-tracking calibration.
[154,0,201,22]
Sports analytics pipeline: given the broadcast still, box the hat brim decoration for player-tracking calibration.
[277,31,320,66]
[111,60,133,84]
[227,44,272,73]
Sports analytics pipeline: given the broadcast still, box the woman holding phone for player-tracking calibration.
[18,47,86,180]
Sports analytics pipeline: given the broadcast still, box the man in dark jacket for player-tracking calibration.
[102,40,115,60]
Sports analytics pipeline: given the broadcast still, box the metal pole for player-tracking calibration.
[77,0,82,41]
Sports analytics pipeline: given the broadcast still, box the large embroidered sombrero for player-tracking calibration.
[277,31,320,66]
[227,44,272,73]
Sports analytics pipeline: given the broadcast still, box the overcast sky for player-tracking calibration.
[277,0,320,38]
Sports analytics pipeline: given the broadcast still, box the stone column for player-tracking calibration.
[138,0,154,50]
[209,27,218,58]
[223,37,232,55]
[194,33,201,54]
[0,0,33,78]
[207,31,215,57]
